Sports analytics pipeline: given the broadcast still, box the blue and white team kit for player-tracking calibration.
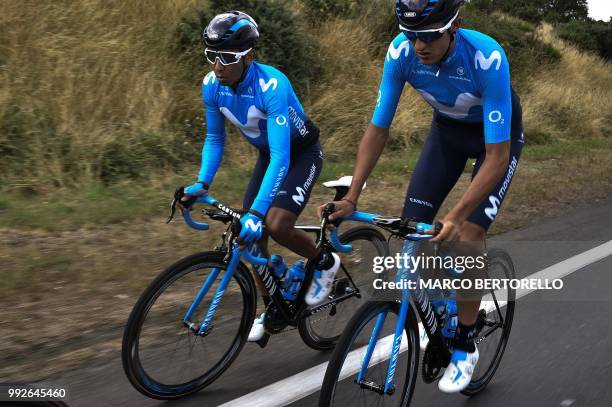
[198,62,322,217]
[373,28,523,229]
[197,28,522,227]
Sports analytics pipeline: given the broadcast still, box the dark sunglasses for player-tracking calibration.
[402,29,446,44]
[205,48,251,65]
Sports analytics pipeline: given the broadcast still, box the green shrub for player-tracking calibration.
[557,20,612,59]
[175,0,322,97]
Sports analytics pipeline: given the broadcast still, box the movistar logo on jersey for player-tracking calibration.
[416,90,482,120]
[259,77,278,92]
[287,106,310,138]
[220,105,267,139]
[387,40,410,61]
[474,50,502,71]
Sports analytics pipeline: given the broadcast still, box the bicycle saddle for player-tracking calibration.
[322,176,367,201]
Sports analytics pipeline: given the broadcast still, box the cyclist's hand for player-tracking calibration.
[317,199,355,222]
[178,182,209,210]
[430,218,460,242]
[238,212,263,246]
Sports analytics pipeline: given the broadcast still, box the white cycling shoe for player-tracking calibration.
[247,313,266,342]
[438,347,479,393]
[305,253,341,306]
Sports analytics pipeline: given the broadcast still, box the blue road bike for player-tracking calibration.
[121,181,389,400]
[318,209,516,406]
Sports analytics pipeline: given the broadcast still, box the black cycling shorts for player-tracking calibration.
[243,140,323,218]
[402,90,524,230]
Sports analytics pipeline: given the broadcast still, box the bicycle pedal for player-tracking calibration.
[255,333,270,349]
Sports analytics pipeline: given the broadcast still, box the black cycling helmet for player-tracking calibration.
[396,0,464,31]
[203,11,259,51]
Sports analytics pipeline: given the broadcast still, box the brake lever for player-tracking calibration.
[167,186,197,224]
[166,196,178,224]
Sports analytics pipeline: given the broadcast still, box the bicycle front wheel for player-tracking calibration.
[319,301,419,407]
[299,226,389,351]
[121,251,256,399]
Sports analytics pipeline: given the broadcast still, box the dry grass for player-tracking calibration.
[0,0,203,185]
[521,24,612,140]
[310,18,432,157]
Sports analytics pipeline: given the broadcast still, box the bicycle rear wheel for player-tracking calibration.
[462,248,516,395]
[319,301,419,407]
[121,251,256,399]
[299,226,389,351]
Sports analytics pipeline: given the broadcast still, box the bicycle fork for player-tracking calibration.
[183,247,243,335]
[356,240,451,395]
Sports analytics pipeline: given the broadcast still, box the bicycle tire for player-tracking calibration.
[121,251,256,399]
[298,226,389,351]
[319,300,419,407]
[461,248,516,396]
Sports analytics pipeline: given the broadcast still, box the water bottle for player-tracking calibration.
[270,255,287,280]
[282,260,306,301]
[441,292,458,339]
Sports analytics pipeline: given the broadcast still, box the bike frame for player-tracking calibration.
[338,212,455,395]
[179,195,355,336]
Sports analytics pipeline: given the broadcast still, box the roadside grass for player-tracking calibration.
[1,139,609,233]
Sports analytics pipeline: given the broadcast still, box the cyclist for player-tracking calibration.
[320,0,524,393]
[181,11,340,343]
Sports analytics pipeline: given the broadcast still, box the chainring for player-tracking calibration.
[264,302,290,334]
[422,344,445,383]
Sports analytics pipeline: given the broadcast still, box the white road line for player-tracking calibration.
[219,240,612,407]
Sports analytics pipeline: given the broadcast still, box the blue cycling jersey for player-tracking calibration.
[372,29,512,144]
[199,61,315,216]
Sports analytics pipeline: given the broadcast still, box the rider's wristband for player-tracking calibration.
[341,197,357,211]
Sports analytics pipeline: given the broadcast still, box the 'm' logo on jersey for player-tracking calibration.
[416,90,482,120]
[474,50,502,71]
[220,105,267,139]
[387,40,410,61]
[259,78,278,92]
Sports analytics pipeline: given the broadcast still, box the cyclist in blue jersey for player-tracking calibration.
[181,11,340,343]
[320,0,524,392]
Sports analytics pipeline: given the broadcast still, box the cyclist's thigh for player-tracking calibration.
[402,118,469,223]
[271,141,323,217]
[243,152,269,211]
[469,98,524,230]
